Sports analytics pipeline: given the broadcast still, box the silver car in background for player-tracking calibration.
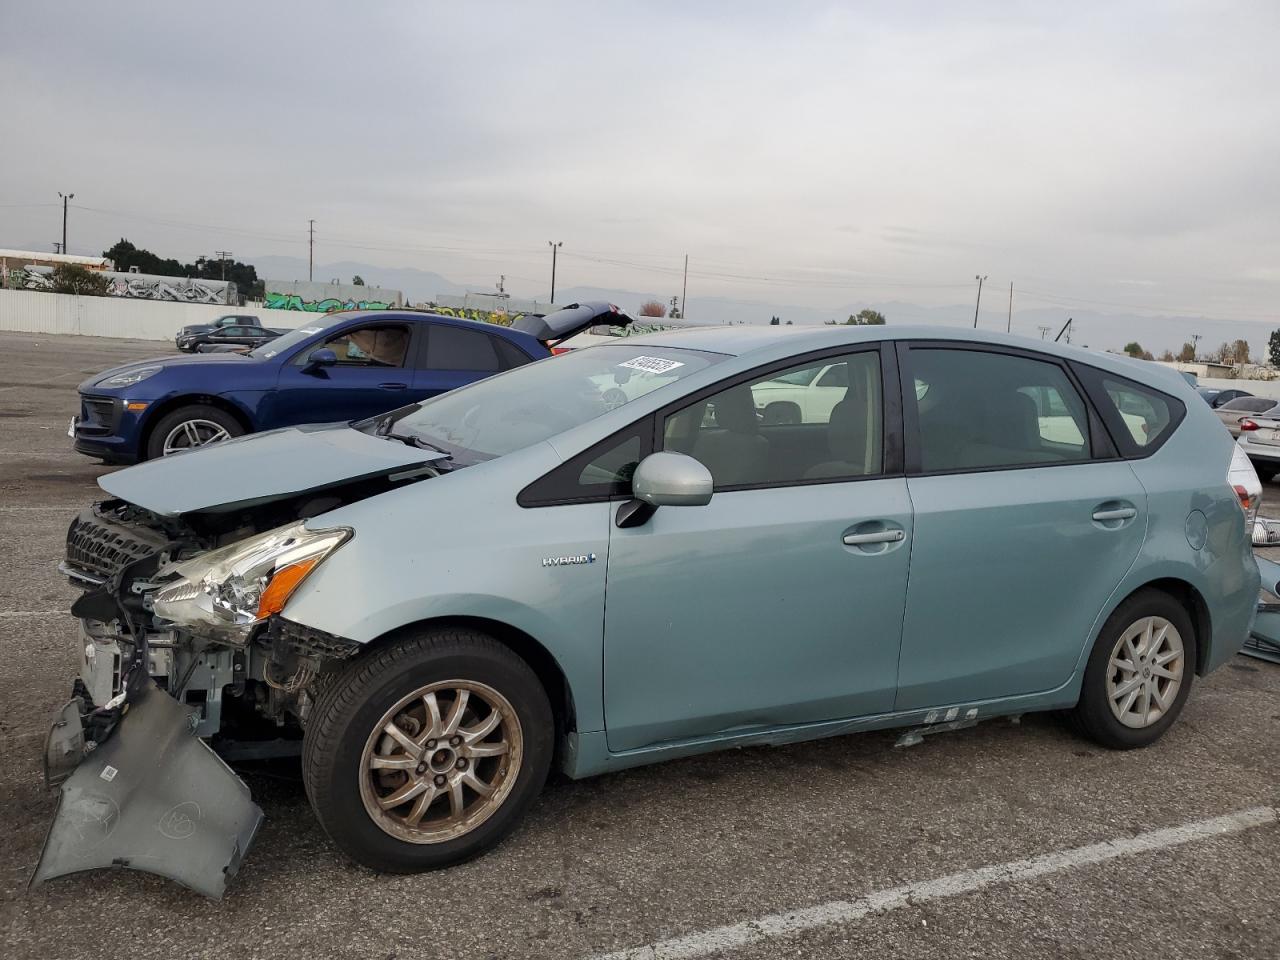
[1215,396,1280,437]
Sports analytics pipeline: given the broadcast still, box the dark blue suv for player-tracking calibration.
[72,305,630,463]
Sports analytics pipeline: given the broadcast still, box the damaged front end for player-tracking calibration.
[33,430,442,896]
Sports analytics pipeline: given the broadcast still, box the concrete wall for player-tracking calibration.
[0,288,302,341]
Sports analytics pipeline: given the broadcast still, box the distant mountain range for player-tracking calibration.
[249,254,1278,359]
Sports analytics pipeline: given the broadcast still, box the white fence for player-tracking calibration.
[0,288,301,341]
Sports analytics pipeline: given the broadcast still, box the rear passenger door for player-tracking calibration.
[412,322,529,400]
[894,343,1148,711]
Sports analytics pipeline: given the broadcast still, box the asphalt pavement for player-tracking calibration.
[0,330,1277,960]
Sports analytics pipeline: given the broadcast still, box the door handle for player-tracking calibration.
[1092,507,1137,522]
[379,382,408,390]
[843,529,905,546]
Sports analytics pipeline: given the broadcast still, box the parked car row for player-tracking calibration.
[40,323,1262,899]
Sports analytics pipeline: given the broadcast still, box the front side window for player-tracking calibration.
[910,348,1090,472]
[663,350,883,488]
[314,324,410,367]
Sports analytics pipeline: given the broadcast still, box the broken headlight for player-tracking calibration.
[153,522,350,638]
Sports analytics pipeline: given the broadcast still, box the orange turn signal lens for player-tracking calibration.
[126,402,149,412]
[256,557,320,619]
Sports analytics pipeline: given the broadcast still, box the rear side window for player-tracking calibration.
[1223,397,1273,413]
[1071,363,1185,457]
[426,324,500,371]
[908,348,1091,472]
[493,337,533,370]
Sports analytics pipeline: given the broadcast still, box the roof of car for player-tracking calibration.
[610,323,1193,392]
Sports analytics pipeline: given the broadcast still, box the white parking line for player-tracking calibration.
[593,806,1278,960]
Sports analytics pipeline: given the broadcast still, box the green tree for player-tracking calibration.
[852,308,886,325]
[352,275,365,286]
[1178,342,1196,362]
[49,264,109,296]
[1231,339,1251,365]
[770,316,780,325]
[103,238,263,302]
[1123,341,1143,357]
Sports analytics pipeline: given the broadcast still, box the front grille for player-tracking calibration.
[66,506,169,581]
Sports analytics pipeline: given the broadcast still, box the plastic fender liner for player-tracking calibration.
[30,680,263,899]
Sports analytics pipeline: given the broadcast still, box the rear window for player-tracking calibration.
[1223,397,1274,413]
[1072,364,1184,456]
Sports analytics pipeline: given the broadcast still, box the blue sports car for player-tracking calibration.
[71,303,631,463]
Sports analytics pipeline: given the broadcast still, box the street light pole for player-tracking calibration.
[58,192,74,255]
[548,241,562,304]
[308,220,316,282]
[972,274,987,328]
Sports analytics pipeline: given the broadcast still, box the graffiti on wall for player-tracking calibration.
[4,266,234,303]
[428,306,523,326]
[264,292,395,312]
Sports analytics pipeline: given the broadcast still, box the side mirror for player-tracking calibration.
[305,348,338,371]
[632,452,713,506]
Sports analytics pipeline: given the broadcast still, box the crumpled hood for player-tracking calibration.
[98,423,446,516]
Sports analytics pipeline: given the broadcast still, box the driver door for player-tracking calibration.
[602,346,912,753]
[271,321,417,425]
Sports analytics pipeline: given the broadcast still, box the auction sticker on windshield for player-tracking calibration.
[618,356,685,375]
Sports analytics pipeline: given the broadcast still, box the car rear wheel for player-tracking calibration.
[1069,589,1195,749]
[145,404,244,460]
[301,626,553,873]
[1251,462,1277,483]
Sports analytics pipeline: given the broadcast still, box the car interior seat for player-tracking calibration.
[690,386,769,486]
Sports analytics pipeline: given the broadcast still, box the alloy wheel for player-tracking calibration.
[161,419,232,455]
[1105,616,1184,729]
[358,680,523,844]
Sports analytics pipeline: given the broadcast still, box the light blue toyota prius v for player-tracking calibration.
[35,322,1261,896]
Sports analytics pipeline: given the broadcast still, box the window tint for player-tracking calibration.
[305,324,410,367]
[663,350,882,488]
[1101,378,1173,448]
[1223,396,1273,413]
[426,324,500,371]
[493,337,532,370]
[578,433,643,487]
[911,349,1090,472]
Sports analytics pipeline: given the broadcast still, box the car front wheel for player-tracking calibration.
[301,627,553,872]
[1069,589,1195,749]
[145,404,244,459]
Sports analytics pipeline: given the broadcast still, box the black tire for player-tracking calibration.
[1251,461,1277,483]
[144,404,244,460]
[301,627,553,873]
[1069,588,1196,750]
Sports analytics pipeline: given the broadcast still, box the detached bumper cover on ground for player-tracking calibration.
[30,681,263,899]
[1246,555,1280,664]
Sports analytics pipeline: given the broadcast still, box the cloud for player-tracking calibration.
[2,1,1278,323]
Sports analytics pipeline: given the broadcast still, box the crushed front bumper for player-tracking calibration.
[30,680,263,899]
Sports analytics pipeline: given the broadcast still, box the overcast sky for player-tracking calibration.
[2,1,1278,324]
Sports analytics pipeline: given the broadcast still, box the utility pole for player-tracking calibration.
[1190,333,1201,360]
[52,242,62,254]
[1006,281,1013,333]
[58,191,74,255]
[972,274,987,328]
[681,253,688,320]
[308,220,316,281]
[547,241,562,304]
[1037,325,1051,340]
[215,250,233,281]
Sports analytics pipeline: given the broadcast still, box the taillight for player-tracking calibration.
[550,346,573,356]
[1228,445,1262,530]
[1239,419,1259,432]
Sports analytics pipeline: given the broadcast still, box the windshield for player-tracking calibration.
[380,345,722,461]
[249,313,351,359]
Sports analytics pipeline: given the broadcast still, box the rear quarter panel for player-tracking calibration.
[1085,387,1257,676]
